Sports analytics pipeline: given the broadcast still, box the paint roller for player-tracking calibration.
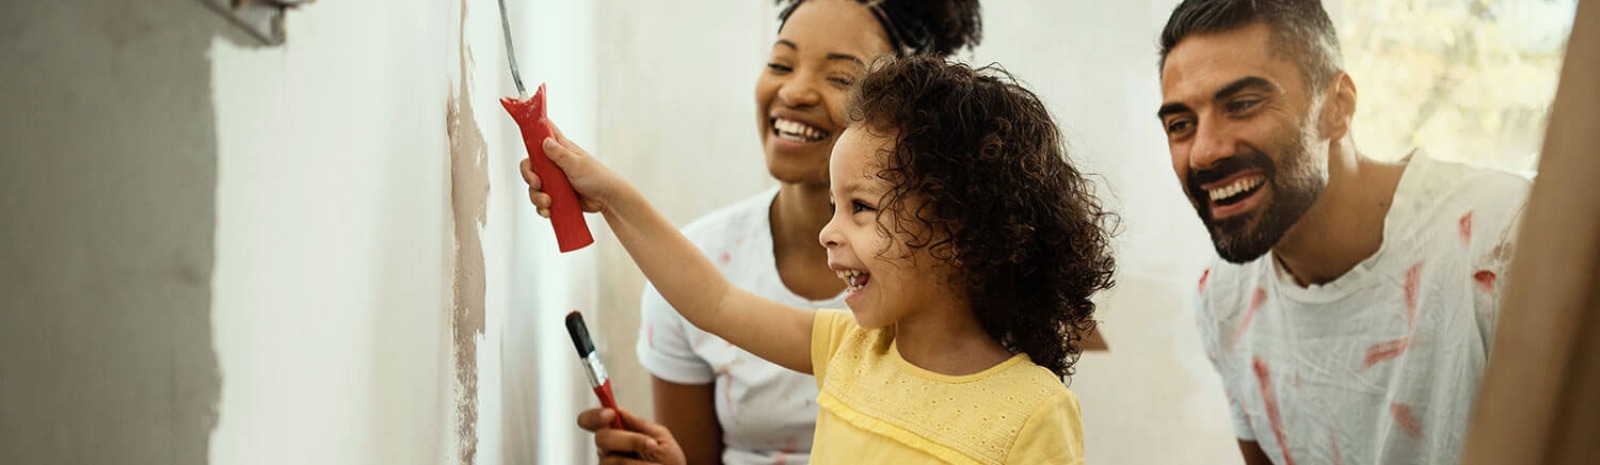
[496,0,594,253]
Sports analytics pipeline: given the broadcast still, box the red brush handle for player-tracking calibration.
[594,380,626,430]
[501,83,594,253]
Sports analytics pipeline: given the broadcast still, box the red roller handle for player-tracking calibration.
[501,83,594,253]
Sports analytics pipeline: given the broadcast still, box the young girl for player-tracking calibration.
[526,56,1115,464]
[628,1,982,464]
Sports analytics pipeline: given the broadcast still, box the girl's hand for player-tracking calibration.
[576,407,687,465]
[520,122,622,217]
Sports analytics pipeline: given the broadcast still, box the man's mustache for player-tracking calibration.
[1187,150,1275,195]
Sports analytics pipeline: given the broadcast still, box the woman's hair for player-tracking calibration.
[847,56,1117,378]
[776,0,983,58]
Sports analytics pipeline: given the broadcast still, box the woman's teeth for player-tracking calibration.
[773,118,828,143]
[1208,175,1266,203]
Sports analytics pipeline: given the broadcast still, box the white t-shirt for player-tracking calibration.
[1196,153,1529,465]
[636,187,845,465]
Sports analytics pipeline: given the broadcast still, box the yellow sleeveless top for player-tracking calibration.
[808,310,1086,464]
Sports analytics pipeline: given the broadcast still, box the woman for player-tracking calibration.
[576,1,981,464]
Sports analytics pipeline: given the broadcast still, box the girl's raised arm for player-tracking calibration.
[522,127,818,374]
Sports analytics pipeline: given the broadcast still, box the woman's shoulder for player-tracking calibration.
[680,187,779,245]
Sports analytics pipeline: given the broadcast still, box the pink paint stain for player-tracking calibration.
[773,435,800,465]
[1474,270,1497,293]
[1364,338,1411,368]
[1199,268,1211,293]
[1390,403,1423,440]
[718,250,733,265]
[1330,429,1345,465]
[1458,211,1474,246]
[1229,288,1269,349]
[1254,357,1297,465]
[1364,262,1424,369]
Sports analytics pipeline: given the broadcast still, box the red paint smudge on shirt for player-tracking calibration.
[1330,429,1345,465]
[1254,357,1296,465]
[718,251,732,265]
[1363,338,1410,368]
[1229,288,1269,349]
[773,436,800,465]
[1458,211,1474,246]
[1390,403,1423,440]
[1199,268,1211,293]
[1474,270,1497,293]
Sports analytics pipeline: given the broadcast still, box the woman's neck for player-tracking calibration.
[770,181,844,300]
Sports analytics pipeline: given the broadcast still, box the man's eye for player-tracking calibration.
[1166,119,1193,135]
[767,63,793,73]
[1227,99,1261,113]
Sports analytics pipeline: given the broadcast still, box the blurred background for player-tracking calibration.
[0,0,1575,464]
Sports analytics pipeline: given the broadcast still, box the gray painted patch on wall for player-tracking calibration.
[0,0,253,463]
[447,1,490,462]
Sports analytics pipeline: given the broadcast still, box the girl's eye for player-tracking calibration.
[828,76,855,87]
[767,63,793,73]
[851,200,873,213]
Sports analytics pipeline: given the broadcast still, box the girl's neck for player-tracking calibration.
[771,181,844,300]
[894,303,1013,376]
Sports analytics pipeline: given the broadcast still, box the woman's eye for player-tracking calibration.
[767,63,793,73]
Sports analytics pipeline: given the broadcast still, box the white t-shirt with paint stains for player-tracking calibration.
[1196,153,1529,465]
[637,187,845,465]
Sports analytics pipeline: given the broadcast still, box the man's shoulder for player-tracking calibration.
[1195,257,1273,321]
[1402,155,1531,224]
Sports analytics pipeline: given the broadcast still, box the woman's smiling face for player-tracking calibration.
[756,0,892,186]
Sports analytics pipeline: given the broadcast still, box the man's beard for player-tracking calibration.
[1187,134,1326,263]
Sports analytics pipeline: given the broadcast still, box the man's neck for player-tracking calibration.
[1272,143,1409,286]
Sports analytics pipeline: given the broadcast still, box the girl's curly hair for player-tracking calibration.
[847,56,1117,378]
[777,0,982,58]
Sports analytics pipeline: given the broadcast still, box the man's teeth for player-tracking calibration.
[1208,175,1265,201]
[774,118,827,142]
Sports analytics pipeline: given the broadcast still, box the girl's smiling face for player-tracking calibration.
[819,126,963,328]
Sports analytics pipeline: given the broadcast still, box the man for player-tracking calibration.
[1155,1,1530,464]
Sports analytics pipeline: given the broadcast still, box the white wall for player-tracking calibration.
[207,0,599,464]
[207,0,458,463]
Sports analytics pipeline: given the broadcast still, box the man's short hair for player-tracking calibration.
[1159,0,1344,92]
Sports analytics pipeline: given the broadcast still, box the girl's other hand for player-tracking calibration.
[576,407,687,465]
[520,121,620,218]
